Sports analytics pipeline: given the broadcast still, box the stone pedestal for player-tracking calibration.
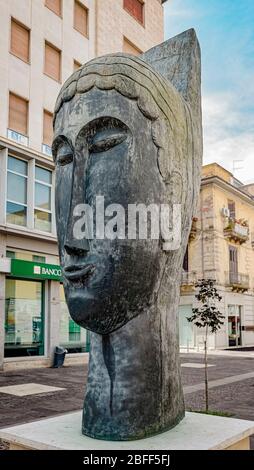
[0,411,253,450]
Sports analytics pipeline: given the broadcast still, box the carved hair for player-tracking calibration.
[53,54,191,185]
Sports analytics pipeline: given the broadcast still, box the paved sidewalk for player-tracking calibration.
[0,353,253,449]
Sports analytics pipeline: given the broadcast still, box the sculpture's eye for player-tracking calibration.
[89,128,128,154]
[54,142,73,166]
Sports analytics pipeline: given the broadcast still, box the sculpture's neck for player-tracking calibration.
[82,298,185,440]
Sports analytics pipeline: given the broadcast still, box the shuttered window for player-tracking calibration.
[44,42,61,82]
[9,93,28,136]
[45,0,62,16]
[43,110,53,146]
[228,200,236,219]
[73,59,82,71]
[124,0,144,24]
[123,37,142,55]
[74,1,88,37]
[11,19,30,63]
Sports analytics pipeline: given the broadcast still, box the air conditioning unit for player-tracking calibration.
[221,207,230,218]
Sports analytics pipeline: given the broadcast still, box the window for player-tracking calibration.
[74,1,88,37]
[34,166,52,232]
[123,0,144,24]
[9,93,28,136]
[73,59,82,71]
[123,37,142,55]
[10,18,30,63]
[228,200,236,219]
[43,110,53,147]
[6,250,46,263]
[229,245,238,285]
[44,42,61,82]
[6,156,28,227]
[33,255,46,263]
[45,0,62,16]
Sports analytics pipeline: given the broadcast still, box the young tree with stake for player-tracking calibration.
[188,279,224,412]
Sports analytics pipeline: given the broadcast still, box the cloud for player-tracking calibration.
[202,93,254,182]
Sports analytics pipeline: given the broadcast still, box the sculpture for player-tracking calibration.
[53,29,202,441]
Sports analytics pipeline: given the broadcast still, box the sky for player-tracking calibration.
[164,0,254,183]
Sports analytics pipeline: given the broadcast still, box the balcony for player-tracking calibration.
[7,129,28,147]
[41,144,52,157]
[226,272,250,292]
[223,219,249,244]
[180,271,197,293]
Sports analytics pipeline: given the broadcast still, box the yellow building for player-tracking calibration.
[180,163,254,350]
[0,0,167,370]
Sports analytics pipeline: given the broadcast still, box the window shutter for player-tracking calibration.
[11,19,30,63]
[43,110,53,146]
[45,0,62,16]
[124,0,144,24]
[45,42,61,81]
[9,93,28,135]
[74,1,88,36]
[123,38,142,55]
[228,200,236,219]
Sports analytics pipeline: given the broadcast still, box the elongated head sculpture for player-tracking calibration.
[53,29,202,441]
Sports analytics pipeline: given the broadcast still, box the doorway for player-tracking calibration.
[228,305,242,347]
[4,278,44,357]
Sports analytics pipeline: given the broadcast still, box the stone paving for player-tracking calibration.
[0,353,254,449]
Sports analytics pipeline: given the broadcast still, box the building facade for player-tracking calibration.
[0,0,167,370]
[180,163,254,351]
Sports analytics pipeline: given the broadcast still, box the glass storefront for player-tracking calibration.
[5,278,44,357]
[59,285,90,353]
[228,305,242,347]
[179,305,194,348]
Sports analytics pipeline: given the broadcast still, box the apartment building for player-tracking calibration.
[180,163,254,351]
[0,0,167,370]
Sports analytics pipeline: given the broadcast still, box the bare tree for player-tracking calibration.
[188,279,224,412]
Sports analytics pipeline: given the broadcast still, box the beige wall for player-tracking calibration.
[0,0,165,156]
[96,0,164,56]
[188,179,254,288]
[0,0,94,153]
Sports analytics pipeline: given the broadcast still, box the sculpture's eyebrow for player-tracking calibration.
[90,127,127,144]
[88,127,128,154]
[52,136,73,162]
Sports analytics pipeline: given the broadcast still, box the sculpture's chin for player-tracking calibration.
[66,292,131,335]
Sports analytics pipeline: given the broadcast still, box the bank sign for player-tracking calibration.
[10,259,62,281]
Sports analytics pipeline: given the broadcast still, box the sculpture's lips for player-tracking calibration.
[63,264,95,282]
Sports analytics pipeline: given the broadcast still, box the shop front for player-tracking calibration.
[1,256,90,368]
[5,278,44,357]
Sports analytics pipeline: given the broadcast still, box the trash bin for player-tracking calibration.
[52,346,68,368]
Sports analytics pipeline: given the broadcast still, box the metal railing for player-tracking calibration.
[227,271,250,289]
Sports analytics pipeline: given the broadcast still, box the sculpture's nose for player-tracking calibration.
[64,148,90,257]
[64,238,89,257]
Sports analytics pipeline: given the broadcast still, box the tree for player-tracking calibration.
[187,279,224,412]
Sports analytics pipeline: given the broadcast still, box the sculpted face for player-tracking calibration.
[53,33,202,441]
[53,87,172,335]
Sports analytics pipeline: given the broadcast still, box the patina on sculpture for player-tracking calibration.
[53,29,202,441]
